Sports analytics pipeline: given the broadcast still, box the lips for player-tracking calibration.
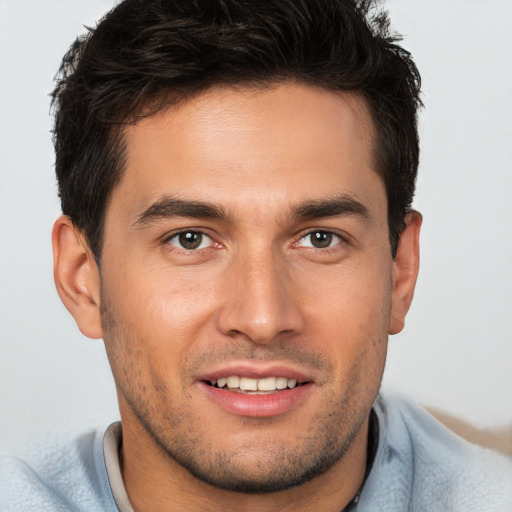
[196,364,314,417]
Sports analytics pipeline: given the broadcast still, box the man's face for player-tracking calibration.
[98,84,398,491]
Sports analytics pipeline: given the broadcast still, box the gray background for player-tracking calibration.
[1,0,511,450]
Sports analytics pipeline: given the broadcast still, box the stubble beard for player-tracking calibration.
[125,381,369,494]
[100,293,381,495]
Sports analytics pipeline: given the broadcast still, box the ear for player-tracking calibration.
[52,216,103,339]
[389,211,422,335]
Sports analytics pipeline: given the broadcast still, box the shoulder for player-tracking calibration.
[358,391,512,511]
[0,428,118,512]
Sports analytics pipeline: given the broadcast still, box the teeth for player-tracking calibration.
[276,377,288,389]
[258,377,276,391]
[226,376,240,389]
[239,377,258,391]
[211,376,301,392]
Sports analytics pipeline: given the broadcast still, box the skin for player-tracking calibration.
[53,83,421,512]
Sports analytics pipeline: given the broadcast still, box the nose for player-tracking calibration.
[216,249,305,344]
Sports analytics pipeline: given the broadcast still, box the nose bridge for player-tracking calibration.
[217,243,304,343]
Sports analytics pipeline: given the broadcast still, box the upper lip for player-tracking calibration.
[194,362,316,384]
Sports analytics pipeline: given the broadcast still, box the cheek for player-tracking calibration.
[101,291,187,419]
[111,264,216,331]
[102,269,221,389]
[302,260,391,372]
[305,258,392,328]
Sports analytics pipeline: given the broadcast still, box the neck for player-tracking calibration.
[120,416,369,512]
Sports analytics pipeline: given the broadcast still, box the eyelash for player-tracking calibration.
[163,229,346,253]
[295,230,345,250]
[164,230,217,251]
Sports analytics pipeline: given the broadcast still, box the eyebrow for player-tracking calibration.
[134,196,229,226]
[291,194,373,225]
[134,193,372,227]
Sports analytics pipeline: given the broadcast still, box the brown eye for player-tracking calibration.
[310,231,333,248]
[168,231,211,250]
[298,231,342,249]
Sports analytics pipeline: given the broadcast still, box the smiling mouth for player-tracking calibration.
[206,376,307,394]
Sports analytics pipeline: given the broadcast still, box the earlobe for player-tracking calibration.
[389,211,422,335]
[52,216,103,339]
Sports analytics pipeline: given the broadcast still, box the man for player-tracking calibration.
[1,0,510,510]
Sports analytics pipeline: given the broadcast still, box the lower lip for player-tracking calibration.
[198,382,313,418]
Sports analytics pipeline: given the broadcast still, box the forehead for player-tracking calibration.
[113,83,382,222]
